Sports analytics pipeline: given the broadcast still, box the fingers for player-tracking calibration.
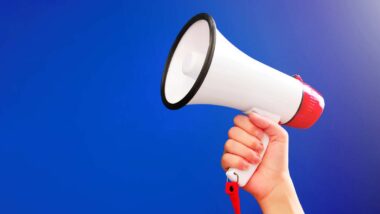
[248,113,288,142]
[233,115,265,140]
[223,117,264,172]
[221,153,252,171]
[224,139,261,164]
[228,126,264,152]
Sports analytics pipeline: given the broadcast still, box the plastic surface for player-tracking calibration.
[164,19,210,104]
[285,78,325,128]
[162,13,305,123]
[188,29,304,123]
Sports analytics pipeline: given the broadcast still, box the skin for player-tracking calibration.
[221,113,304,214]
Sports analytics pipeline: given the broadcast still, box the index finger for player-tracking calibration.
[233,115,265,140]
[248,113,288,142]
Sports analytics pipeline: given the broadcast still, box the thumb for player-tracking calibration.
[248,113,288,143]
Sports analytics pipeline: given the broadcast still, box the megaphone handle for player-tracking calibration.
[225,133,269,187]
[226,109,280,187]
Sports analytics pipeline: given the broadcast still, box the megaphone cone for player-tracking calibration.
[161,13,325,186]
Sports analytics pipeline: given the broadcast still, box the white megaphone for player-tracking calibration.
[161,13,325,187]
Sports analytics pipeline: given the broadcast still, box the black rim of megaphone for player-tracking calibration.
[161,13,216,110]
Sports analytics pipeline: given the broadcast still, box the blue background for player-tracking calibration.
[1,0,380,213]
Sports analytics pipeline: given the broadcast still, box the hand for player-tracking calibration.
[221,113,304,213]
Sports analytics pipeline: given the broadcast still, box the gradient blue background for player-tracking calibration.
[1,0,380,213]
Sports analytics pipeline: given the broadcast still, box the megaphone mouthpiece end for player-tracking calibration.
[161,13,216,110]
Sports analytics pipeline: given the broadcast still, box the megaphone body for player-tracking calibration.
[161,13,325,186]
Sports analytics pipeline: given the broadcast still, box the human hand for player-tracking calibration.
[221,113,303,213]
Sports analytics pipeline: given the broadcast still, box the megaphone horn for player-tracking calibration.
[161,13,325,187]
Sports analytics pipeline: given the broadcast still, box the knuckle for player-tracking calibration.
[252,129,260,137]
[233,115,240,124]
[224,139,233,151]
[233,115,244,125]
[228,127,238,138]
[221,155,228,166]
[249,139,258,150]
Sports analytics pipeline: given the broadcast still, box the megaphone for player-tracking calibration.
[161,13,325,186]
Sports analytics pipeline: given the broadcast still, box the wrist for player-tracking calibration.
[257,174,304,214]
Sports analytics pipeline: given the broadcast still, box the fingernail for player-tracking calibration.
[249,156,256,164]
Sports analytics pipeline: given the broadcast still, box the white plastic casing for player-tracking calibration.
[162,14,305,187]
[189,30,303,124]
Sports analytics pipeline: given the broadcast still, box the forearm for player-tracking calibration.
[257,176,304,214]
